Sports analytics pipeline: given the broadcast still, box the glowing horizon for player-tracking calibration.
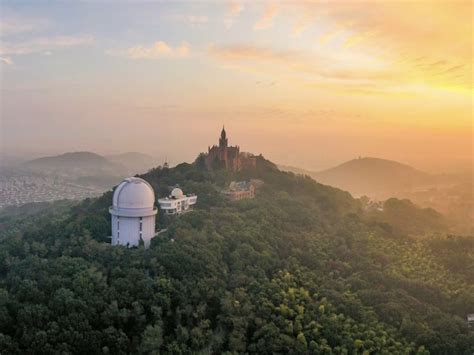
[1,1,472,173]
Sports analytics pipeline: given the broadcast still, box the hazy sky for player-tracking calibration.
[1,1,472,172]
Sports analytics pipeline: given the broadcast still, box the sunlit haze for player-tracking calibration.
[1,1,472,172]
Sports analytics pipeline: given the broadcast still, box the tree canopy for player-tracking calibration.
[0,156,472,354]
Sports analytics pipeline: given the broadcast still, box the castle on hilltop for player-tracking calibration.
[205,126,256,171]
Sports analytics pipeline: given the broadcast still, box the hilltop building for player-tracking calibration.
[468,314,474,328]
[205,127,256,171]
[109,177,157,248]
[158,187,197,215]
[222,179,264,201]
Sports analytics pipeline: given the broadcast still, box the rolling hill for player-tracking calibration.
[14,151,160,195]
[312,157,431,198]
[23,151,159,178]
[24,151,125,177]
[281,157,473,234]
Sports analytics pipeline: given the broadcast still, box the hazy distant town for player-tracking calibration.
[0,151,157,209]
[0,169,103,208]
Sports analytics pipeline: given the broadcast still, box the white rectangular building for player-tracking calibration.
[158,187,197,215]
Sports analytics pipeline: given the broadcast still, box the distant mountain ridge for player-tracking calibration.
[27,152,109,166]
[24,151,158,176]
[0,152,160,208]
[280,157,473,233]
[281,157,432,198]
[24,152,124,177]
[314,157,431,197]
[20,150,158,188]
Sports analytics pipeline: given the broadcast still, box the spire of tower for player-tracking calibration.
[219,125,228,147]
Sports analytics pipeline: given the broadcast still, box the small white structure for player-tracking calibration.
[158,187,197,215]
[468,314,474,327]
[109,177,157,248]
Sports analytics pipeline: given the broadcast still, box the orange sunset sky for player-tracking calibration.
[1,1,472,172]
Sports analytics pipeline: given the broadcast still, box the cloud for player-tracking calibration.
[208,42,432,95]
[170,14,208,27]
[254,4,278,30]
[0,14,50,36]
[303,1,472,89]
[209,43,369,81]
[291,13,315,38]
[186,15,208,26]
[209,43,375,79]
[318,28,343,45]
[214,1,471,93]
[209,44,296,62]
[224,2,244,29]
[0,35,95,56]
[0,56,13,65]
[112,41,191,60]
[209,39,472,97]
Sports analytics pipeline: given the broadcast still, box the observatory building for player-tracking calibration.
[158,187,197,215]
[109,177,157,248]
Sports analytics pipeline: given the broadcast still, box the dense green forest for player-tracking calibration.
[0,155,472,354]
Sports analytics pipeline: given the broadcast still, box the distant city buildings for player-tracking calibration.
[109,177,157,248]
[158,187,197,215]
[0,170,103,208]
[205,127,256,171]
[222,179,264,201]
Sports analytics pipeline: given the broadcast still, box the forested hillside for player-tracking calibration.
[0,156,472,354]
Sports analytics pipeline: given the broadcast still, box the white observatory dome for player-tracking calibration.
[109,177,157,248]
[171,187,184,199]
[112,177,155,210]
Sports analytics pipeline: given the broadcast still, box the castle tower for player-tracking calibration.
[205,126,243,171]
[219,126,228,147]
[109,177,157,248]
